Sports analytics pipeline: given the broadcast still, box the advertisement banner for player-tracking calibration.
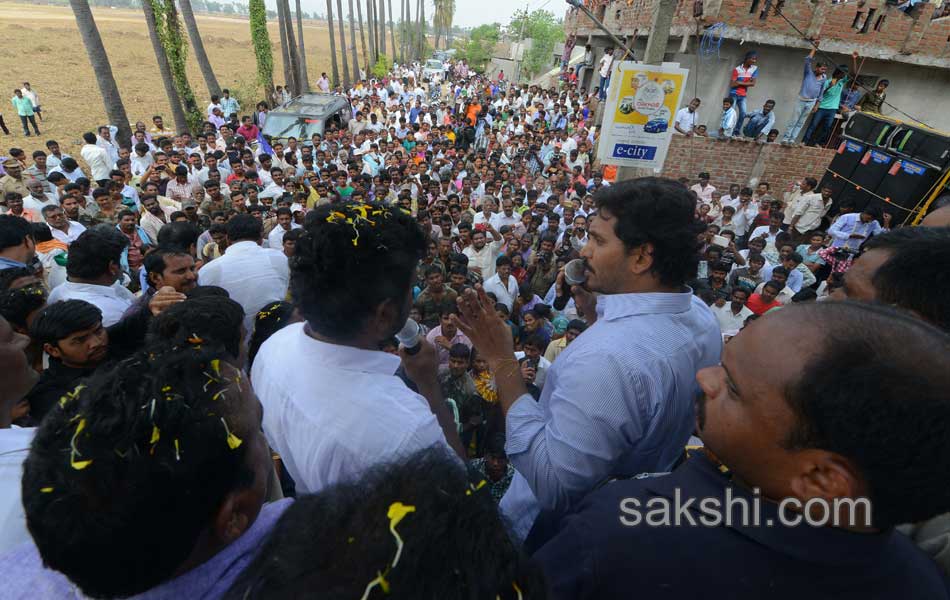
[597,62,689,170]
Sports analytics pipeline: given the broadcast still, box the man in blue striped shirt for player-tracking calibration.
[455,178,722,541]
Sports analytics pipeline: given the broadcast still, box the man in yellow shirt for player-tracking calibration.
[543,319,587,363]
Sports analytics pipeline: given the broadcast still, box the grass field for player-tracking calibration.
[0,1,358,157]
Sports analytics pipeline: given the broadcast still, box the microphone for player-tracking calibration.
[395,318,423,355]
[554,259,588,311]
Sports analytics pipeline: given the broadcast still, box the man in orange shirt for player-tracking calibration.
[466,100,482,127]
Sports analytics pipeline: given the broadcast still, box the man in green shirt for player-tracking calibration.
[804,53,858,147]
[11,89,40,136]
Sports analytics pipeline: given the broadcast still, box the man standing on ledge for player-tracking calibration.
[252,202,464,495]
[455,178,722,541]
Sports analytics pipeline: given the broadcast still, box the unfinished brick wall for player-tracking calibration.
[658,135,836,195]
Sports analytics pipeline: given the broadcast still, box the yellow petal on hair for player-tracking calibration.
[150,425,160,444]
[210,359,221,377]
[40,487,54,493]
[70,458,93,470]
[513,582,524,600]
[475,479,487,490]
[174,439,181,461]
[387,502,416,528]
[161,386,172,393]
[226,432,243,450]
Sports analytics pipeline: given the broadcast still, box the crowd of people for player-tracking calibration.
[0,56,949,599]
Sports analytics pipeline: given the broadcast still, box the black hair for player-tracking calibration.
[248,301,296,369]
[29,299,102,347]
[778,302,950,527]
[566,319,587,333]
[222,449,545,600]
[594,178,703,287]
[523,333,546,350]
[147,295,245,360]
[143,246,192,281]
[448,342,471,360]
[0,266,36,291]
[495,254,512,268]
[0,283,47,330]
[22,346,257,598]
[771,266,789,278]
[709,261,730,274]
[66,228,128,280]
[157,221,200,252]
[763,280,782,293]
[292,203,425,340]
[0,214,33,251]
[226,214,262,243]
[863,227,950,331]
[82,132,96,144]
[791,288,817,303]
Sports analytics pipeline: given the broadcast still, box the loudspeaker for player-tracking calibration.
[838,148,897,213]
[820,139,866,200]
[871,158,944,224]
[843,112,896,148]
[887,127,950,170]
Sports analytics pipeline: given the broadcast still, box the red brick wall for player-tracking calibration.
[658,135,836,195]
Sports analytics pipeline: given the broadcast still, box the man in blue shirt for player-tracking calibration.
[534,302,950,599]
[781,44,827,144]
[0,215,35,273]
[454,178,721,541]
[741,99,776,141]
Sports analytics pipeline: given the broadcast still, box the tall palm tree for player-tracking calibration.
[280,0,302,94]
[378,0,386,57]
[325,0,340,87]
[417,0,424,59]
[142,0,189,134]
[295,0,310,92]
[347,0,360,80]
[178,0,221,97]
[68,0,132,147]
[365,0,376,69]
[337,0,351,87]
[387,0,397,60]
[249,0,275,98]
[276,0,293,89]
[356,0,370,77]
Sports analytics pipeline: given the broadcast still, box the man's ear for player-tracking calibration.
[212,491,254,546]
[627,242,655,277]
[44,342,62,360]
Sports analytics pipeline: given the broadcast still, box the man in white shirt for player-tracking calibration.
[674,98,701,135]
[463,224,504,279]
[712,288,754,337]
[490,198,521,231]
[22,180,58,220]
[482,255,520,311]
[95,126,120,166]
[265,207,302,249]
[251,203,464,495]
[317,73,331,93]
[690,172,716,205]
[197,214,290,334]
[786,177,831,240]
[42,205,85,244]
[79,132,111,185]
[46,228,135,326]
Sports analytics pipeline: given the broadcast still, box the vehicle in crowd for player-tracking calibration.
[260,93,352,143]
[423,59,447,81]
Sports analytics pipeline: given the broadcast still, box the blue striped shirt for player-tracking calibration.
[500,290,722,540]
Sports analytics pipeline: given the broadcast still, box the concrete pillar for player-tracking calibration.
[805,0,830,39]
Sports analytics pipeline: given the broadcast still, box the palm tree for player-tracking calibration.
[378,0,387,57]
[249,0,274,98]
[178,0,221,97]
[142,0,189,134]
[295,0,311,92]
[433,0,453,50]
[69,0,132,147]
[337,0,351,87]
[387,0,397,61]
[276,0,293,89]
[280,0,302,94]
[348,0,360,80]
[364,0,376,70]
[356,0,370,79]
[325,0,340,86]
[369,0,378,63]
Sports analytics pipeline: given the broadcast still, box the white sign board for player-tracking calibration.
[597,61,689,170]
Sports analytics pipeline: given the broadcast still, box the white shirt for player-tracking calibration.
[196,240,290,333]
[463,239,503,280]
[690,183,715,205]
[674,107,698,134]
[473,211,495,227]
[251,323,452,494]
[22,194,58,219]
[48,221,86,244]
[265,222,301,249]
[0,427,35,554]
[47,280,136,327]
[514,351,552,389]
[80,143,111,181]
[749,225,782,248]
[712,302,754,336]
[787,191,829,234]
[490,211,521,231]
[598,54,613,78]
[482,272,519,311]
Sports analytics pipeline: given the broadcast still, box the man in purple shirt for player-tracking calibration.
[0,345,288,600]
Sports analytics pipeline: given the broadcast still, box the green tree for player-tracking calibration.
[249,0,275,98]
[454,23,499,72]
[148,0,203,133]
[507,9,564,79]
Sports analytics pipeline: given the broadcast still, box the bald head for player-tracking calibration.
[921,204,950,228]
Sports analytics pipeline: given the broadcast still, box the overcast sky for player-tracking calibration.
[263,0,565,29]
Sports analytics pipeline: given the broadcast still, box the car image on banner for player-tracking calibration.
[644,118,668,134]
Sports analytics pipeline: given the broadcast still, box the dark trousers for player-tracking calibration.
[0,115,8,134]
[804,108,836,147]
[19,114,40,135]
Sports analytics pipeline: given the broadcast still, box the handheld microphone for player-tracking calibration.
[395,318,423,355]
